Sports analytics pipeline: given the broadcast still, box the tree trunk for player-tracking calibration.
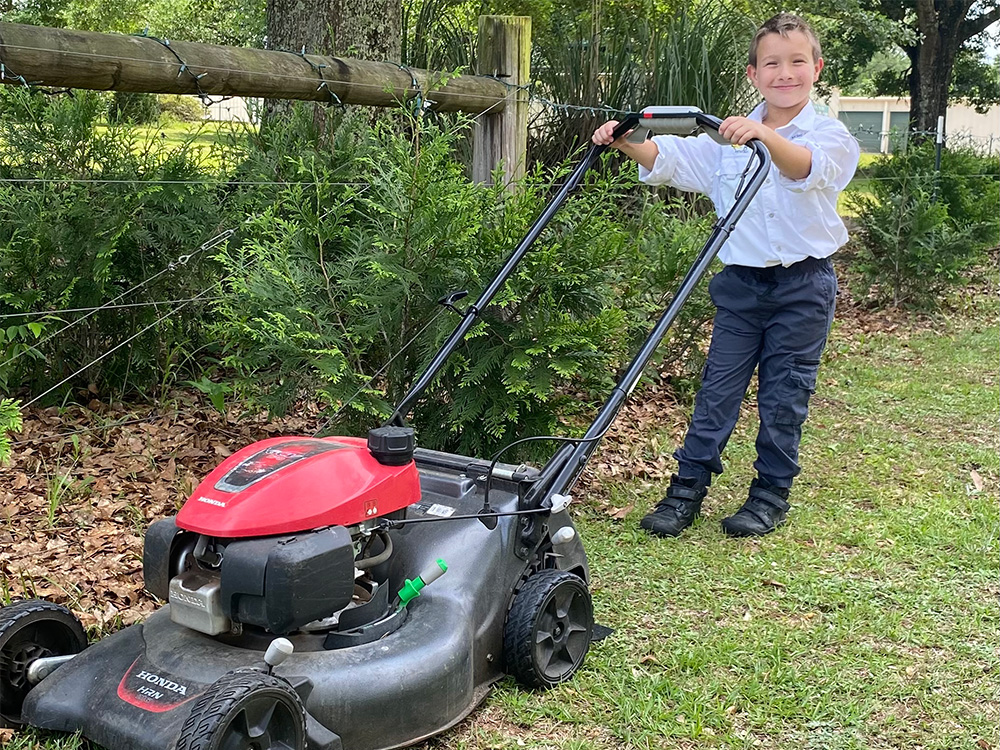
[908,0,971,138]
[265,0,400,126]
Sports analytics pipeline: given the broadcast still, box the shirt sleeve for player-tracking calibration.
[638,133,719,194]
[778,121,860,193]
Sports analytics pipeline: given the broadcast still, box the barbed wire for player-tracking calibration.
[0,38,650,121]
[0,40,503,107]
[0,178,370,186]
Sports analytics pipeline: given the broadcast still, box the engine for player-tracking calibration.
[142,427,418,637]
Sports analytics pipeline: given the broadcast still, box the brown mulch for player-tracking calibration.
[1,261,989,633]
[0,398,324,631]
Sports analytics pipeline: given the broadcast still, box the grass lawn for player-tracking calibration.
[413,287,999,749]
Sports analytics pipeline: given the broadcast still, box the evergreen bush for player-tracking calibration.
[108,91,161,125]
[846,142,996,308]
[0,88,228,400]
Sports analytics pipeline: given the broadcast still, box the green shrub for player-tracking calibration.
[159,95,207,123]
[0,399,22,464]
[108,91,160,125]
[0,88,228,400]
[846,142,995,309]
[865,141,999,247]
[212,108,715,457]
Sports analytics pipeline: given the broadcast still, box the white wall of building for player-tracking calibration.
[825,90,999,153]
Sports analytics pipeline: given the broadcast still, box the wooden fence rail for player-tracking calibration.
[0,22,507,112]
[0,19,531,182]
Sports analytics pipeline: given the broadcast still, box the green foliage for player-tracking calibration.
[2,0,264,46]
[158,94,207,123]
[0,398,23,464]
[845,142,996,308]
[0,88,228,401]
[529,0,757,165]
[108,91,160,125]
[211,108,714,457]
[187,376,232,413]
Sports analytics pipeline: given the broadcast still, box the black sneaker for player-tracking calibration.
[721,477,790,537]
[640,475,707,537]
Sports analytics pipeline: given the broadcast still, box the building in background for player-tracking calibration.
[825,90,999,154]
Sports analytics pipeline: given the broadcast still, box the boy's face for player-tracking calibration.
[747,30,823,114]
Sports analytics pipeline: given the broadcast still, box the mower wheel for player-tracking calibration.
[503,569,593,689]
[177,669,307,750]
[0,599,88,727]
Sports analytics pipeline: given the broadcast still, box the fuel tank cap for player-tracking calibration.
[367,426,415,465]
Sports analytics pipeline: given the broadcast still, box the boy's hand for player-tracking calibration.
[592,120,632,148]
[719,116,771,146]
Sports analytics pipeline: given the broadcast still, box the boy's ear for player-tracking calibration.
[813,57,825,81]
[746,63,757,85]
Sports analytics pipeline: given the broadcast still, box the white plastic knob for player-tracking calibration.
[551,526,576,545]
[264,637,294,668]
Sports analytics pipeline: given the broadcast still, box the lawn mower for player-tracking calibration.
[0,107,769,750]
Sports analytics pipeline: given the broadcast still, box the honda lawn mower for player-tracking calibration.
[0,108,768,750]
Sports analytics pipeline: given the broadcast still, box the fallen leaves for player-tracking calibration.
[970,469,984,493]
[0,395,323,633]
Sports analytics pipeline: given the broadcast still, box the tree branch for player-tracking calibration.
[960,6,1000,43]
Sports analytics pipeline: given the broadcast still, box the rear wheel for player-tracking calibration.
[177,670,306,750]
[503,569,593,689]
[0,599,88,727]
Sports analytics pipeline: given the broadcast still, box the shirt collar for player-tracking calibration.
[749,99,818,133]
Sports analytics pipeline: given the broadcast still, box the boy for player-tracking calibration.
[592,13,859,537]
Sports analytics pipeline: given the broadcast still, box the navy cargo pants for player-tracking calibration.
[674,256,837,490]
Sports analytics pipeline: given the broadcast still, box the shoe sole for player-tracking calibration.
[720,518,785,537]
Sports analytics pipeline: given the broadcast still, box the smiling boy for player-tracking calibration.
[593,13,860,537]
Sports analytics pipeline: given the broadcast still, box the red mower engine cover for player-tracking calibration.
[176,436,420,537]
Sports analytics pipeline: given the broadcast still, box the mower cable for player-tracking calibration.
[479,422,618,520]
[377,506,552,529]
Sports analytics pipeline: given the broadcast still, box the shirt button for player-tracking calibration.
[768,212,775,219]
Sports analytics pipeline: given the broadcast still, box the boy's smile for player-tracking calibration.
[748,30,823,125]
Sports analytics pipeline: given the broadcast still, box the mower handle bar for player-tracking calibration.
[387,109,770,500]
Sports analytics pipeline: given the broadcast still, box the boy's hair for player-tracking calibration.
[748,13,822,66]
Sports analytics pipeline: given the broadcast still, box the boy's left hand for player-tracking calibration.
[719,116,771,146]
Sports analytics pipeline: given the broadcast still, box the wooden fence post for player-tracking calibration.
[472,15,531,187]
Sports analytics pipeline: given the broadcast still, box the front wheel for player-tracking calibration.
[0,599,88,727]
[177,670,307,750]
[503,569,593,689]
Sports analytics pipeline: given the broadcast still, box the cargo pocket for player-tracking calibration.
[774,359,819,426]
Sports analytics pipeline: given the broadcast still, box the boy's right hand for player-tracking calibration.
[592,120,631,148]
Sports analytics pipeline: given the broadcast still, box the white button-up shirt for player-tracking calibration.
[638,101,860,268]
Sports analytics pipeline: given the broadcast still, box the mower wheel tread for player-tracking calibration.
[177,669,307,750]
[0,599,87,728]
[503,569,592,690]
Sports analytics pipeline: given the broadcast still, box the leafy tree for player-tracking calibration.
[1,0,265,46]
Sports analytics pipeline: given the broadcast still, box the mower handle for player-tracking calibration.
[387,107,769,430]
[524,109,772,509]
